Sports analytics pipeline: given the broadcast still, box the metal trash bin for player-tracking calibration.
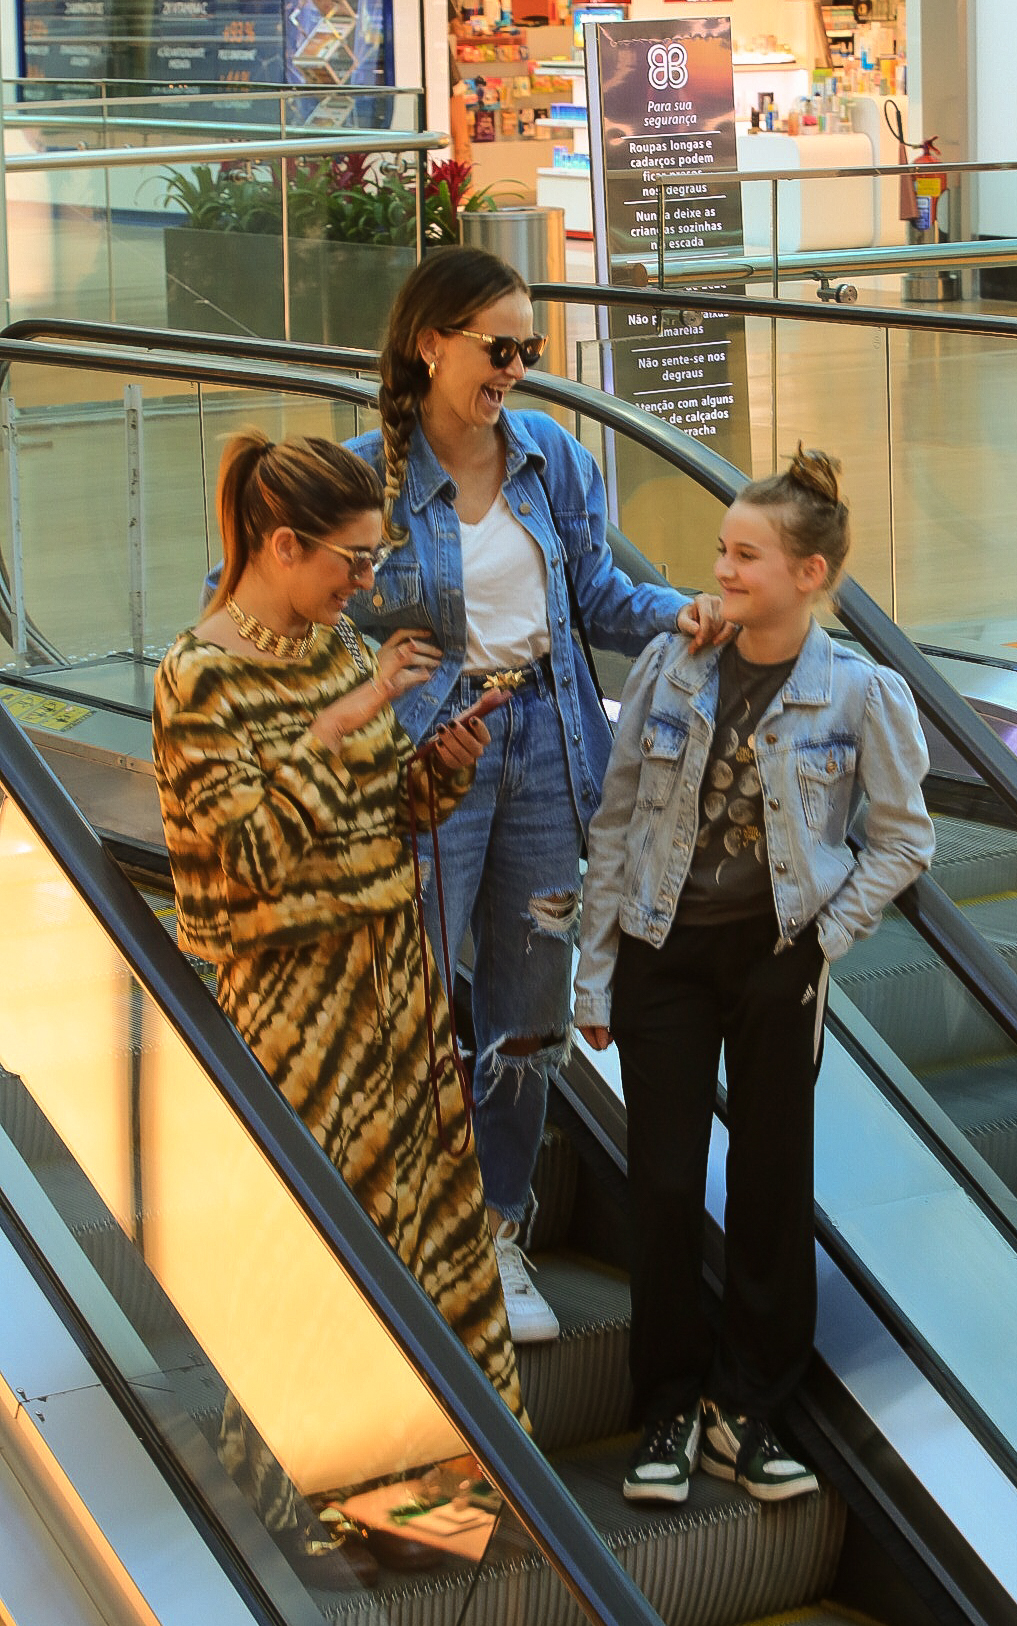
[460,205,567,378]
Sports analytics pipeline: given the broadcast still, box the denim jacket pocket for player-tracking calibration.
[636,714,689,809]
[797,740,857,834]
[554,508,594,557]
[361,558,425,620]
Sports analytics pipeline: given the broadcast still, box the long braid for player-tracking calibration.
[378,359,423,544]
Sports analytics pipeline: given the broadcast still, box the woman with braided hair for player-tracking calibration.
[345,245,728,1341]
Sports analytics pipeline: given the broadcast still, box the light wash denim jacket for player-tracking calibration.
[344,411,687,836]
[574,616,935,1030]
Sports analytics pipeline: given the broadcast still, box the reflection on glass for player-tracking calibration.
[0,793,541,1613]
[0,372,360,685]
[4,88,419,331]
[832,818,1017,1204]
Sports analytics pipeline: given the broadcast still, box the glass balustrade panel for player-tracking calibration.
[0,366,365,689]
[0,783,597,1624]
[822,884,1017,1459]
[3,89,424,335]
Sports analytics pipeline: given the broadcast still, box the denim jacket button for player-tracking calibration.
[558,614,566,627]
[519,502,531,516]
[573,731,581,743]
[775,861,787,873]
[765,732,777,744]
[768,797,780,809]
[562,674,570,687]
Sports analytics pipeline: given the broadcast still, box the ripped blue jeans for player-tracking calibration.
[416,664,583,1222]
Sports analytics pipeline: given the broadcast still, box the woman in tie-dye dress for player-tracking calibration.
[152,430,527,1581]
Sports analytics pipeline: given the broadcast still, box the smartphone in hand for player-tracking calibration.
[449,689,512,729]
[415,687,510,758]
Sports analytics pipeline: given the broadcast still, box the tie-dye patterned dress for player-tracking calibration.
[152,620,526,1426]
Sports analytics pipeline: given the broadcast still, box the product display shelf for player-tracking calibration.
[533,57,591,235]
[459,33,582,203]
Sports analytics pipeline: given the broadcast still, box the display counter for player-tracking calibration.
[735,129,875,252]
[530,93,910,250]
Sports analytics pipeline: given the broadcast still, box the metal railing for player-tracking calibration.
[630,155,1017,294]
[3,321,1017,1527]
[0,114,445,334]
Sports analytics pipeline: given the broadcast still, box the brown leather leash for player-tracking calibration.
[406,745,474,1157]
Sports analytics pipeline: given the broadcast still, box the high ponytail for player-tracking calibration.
[205,430,383,616]
[737,443,850,588]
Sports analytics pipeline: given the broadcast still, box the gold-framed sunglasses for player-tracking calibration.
[307,538,393,580]
[448,329,548,370]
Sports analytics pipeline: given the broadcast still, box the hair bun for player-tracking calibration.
[789,443,841,505]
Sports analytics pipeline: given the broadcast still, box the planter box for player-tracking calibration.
[164,228,414,348]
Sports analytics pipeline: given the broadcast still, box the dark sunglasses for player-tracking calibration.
[449,329,548,370]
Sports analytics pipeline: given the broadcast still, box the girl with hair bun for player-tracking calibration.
[576,446,934,1508]
[346,245,730,1343]
[153,429,528,1586]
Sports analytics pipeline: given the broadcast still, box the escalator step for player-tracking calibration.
[552,1440,845,1626]
[930,815,1017,904]
[920,1058,1017,1192]
[517,1252,631,1452]
[315,1451,844,1626]
[529,1121,580,1251]
[835,918,1005,1072]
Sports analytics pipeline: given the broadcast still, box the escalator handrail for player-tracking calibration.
[4,328,1017,1025]
[0,703,665,1626]
[0,322,748,501]
[4,321,1016,824]
[530,280,1017,339]
[5,322,1017,1591]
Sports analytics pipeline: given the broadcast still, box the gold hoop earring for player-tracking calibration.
[427,359,437,380]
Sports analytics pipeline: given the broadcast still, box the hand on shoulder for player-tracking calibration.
[678,593,738,652]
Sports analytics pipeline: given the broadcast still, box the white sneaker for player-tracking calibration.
[493,1221,560,1343]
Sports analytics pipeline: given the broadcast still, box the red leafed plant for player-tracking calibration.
[161,154,516,245]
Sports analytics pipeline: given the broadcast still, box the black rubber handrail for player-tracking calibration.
[4,319,1016,820]
[529,281,1017,339]
[3,327,1017,1158]
[5,321,1017,1592]
[0,707,665,1626]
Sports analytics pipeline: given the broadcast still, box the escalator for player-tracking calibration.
[1,328,1016,1626]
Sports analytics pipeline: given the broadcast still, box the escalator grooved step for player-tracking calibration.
[517,1254,632,1451]
[314,1449,845,1626]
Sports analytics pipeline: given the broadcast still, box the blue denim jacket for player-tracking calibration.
[344,410,687,836]
[574,616,935,1029]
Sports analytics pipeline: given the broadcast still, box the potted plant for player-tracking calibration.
[160,154,511,346]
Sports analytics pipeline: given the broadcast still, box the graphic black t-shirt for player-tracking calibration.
[677,642,796,925]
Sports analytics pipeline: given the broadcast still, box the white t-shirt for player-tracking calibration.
[460,490,551,673]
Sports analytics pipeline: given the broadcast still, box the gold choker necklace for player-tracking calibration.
[226,595,317,660]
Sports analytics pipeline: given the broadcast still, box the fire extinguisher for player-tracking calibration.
[885,98,947,238]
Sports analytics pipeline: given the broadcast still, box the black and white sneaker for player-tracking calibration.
[622,1409,701,1504]
[700,1399,818,1502]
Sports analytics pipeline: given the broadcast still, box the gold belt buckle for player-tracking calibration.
[482,667,526,692]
